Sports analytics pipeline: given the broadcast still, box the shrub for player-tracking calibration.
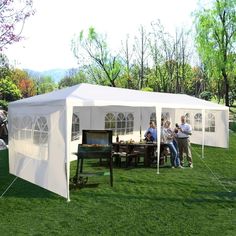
[0,100,8,111]
[229,91,236,107]
[141,87,153,92]
[199,91,212,101]
[229,122,236,132]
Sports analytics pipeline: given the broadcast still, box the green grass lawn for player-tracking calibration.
[0,136,236,236]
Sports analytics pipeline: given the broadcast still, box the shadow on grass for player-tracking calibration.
[0,179,57,199]
[193,190,236,199]
[74,189,236,205]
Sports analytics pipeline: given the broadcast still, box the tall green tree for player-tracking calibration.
[134,25,149,89]
[72,27,121,87]
[36,76,57,94]
[58,69,88,88]
[194,0,236,106]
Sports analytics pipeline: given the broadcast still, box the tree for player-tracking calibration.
[11,68,36,98]
[58,69,88,88]
[174,29,192,93]
[36,76,57,94]
[0,53,22,101]
[0,77,21,101]
[120,35,135,88]
[149,21,176,92]
[194,0,236,106]
[72,27,122,87]
[0,0,34,50]
[0,53,11,77]
[134,25,149,89]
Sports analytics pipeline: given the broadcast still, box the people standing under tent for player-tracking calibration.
[161,120,182,168]
[144,121,157,142]
[175,115,193,168]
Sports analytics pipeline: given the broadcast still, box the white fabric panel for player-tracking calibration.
[8,105,68,198]
[175,109,228,148]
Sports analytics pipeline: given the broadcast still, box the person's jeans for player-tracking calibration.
[166,142,180,167]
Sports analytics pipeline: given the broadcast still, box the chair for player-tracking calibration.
[160,144,170,165]
[113,144,140,168]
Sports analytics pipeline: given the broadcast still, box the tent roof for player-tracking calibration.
[10,83,228,110]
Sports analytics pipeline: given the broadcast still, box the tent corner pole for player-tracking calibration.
[201,109,206,159]
[155,106,162,175]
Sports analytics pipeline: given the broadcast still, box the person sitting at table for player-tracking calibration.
[161,120,182,168]
[144,131,154,143]
[144,121,157,142]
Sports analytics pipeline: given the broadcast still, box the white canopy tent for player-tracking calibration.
[8,83,229,200]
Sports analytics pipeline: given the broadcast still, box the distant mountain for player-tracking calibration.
[24,68,76,83]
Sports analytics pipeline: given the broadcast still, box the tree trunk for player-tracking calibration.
[222,68,229,106]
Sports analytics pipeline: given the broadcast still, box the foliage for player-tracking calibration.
[72,27,122,87]
[0,77,21,101]
[229,121,236,132]
[0,54,22,101]
[194,0,236,106]
[12,68,36,98]
[0,53,11,80]
[0,0,35,50]
[199,91,213,101]
[0,99,8,110]
[141,87,153,92]
[58,70,88,88]
[229,91,236,107]
[36,76,57,94]
[0,134,236,235]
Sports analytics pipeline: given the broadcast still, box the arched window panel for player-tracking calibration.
[33,116,49,145]
[105,112,134,136]
[105,113,116,133]
[185,113,191,124]
[194,113,202,131]
[126,113,134,134]
[205,113,215,132]
[150,112,156,124]
[117,113,126,135]
[71,112,80,141]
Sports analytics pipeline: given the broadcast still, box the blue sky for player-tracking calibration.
[5,0,201,71]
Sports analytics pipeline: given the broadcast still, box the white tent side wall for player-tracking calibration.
[174,108,228,148]
[69,106,147,161]
[8,103,68,198]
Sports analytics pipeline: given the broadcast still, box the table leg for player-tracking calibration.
[79,158,84,173]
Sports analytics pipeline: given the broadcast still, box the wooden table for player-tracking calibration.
[113,142,157,167]
[72,144,113,187]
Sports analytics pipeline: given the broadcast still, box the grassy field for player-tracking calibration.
[0,135,236,236]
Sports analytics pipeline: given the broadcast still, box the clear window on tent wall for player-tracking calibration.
[104,112,134,136]
[10,115,49,160]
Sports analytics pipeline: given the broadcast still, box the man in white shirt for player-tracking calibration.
[176,115,193,168]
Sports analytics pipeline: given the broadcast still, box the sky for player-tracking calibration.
[5,0,200,71]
